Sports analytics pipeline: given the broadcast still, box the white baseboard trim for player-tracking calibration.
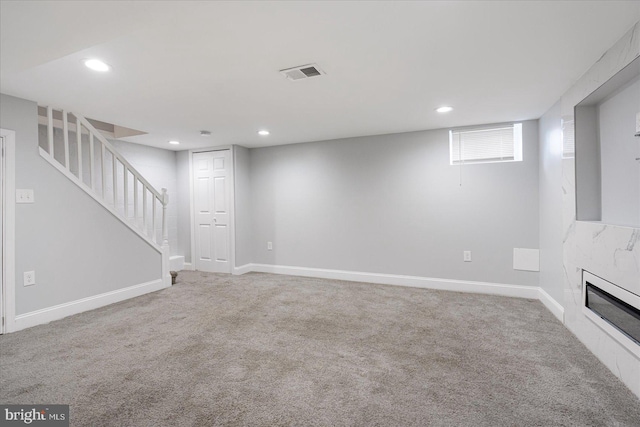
[233,264,253,275]
[183,262,194,271]
[538,288,565,323]
[247,263,540,299]
[11,279,169,333]
[9,264,564,333]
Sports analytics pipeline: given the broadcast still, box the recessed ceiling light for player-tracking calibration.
[169,140,180,145]
[83,59,110,72]
[200,130,211,137]
[257,130,270,136]
[436,106,453,113]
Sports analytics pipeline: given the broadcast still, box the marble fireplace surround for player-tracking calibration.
[561,23,640,398]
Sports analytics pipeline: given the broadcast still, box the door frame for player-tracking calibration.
[189,145,236,274]
[1,128,16,333]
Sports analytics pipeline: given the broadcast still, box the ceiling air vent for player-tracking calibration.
[279,63,325,81]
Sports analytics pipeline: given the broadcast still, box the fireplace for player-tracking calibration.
[583,271,640,358]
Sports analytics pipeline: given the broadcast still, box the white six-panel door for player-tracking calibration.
[193,150,231,273]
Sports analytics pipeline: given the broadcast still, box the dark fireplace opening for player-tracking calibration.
[586,282,640,345]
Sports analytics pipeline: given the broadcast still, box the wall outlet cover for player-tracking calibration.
[16,189,35,203]
[24,271,36,286]
[463,251,472,262]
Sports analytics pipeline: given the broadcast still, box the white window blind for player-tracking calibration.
[562,118,575,158]
[450,123,522,165]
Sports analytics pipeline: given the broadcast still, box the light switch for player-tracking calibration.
[16,189,35,203]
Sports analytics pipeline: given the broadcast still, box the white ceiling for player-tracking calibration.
[1,1,639,151]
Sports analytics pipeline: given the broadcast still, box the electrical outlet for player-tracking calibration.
[24,271,36,286]
[16,189,35,203]
[463,251,472,262]
[267,241,273,250]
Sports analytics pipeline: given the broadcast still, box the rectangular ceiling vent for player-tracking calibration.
[279,63,325,81]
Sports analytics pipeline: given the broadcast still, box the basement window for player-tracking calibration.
[450,123,523,165]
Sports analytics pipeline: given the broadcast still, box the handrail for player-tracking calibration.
[41,106,169,248]
[74,114,165,203]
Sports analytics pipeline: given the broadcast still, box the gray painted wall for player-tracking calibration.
[250,121,540,287]
[4,90,542,310]
[599,78,640,227]
[1,93,161,315]
[176,150,191,263]
[538,101,565,303]
[234,146,252,267]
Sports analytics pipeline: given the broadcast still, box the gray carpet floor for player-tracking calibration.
[1,271,639,426]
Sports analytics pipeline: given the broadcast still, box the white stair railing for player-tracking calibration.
[38,106,170,285]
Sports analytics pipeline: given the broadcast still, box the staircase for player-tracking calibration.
[38,106,171,287]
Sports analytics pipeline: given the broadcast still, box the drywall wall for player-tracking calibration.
[176,150,191,264]
[599,77,640,227]
[234,146,252,267]
[538,101,564,304]
[1,93,162,315]
[250,121,540,287]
